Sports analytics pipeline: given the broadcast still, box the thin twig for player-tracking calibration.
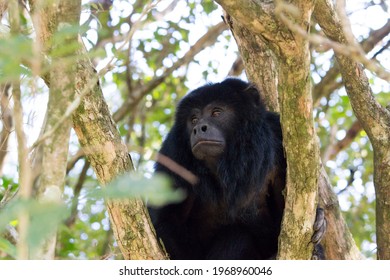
[0,84,13,175]
[275,1,390,81]
[98,0,162,76]
[113,21,228,122]
[155,153,198,186]
[9,0,33,260]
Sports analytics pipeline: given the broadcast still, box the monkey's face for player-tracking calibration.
[187,102,235,170]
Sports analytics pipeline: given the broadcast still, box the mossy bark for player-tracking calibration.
[72,54,167,260]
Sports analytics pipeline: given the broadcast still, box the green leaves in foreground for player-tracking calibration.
[0,173,183,259]
[104,173,185,207]
[0,199,68,258]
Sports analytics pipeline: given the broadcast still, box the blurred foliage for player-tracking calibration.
[0,0,389,259]
[104,172,185,206]
[0,35,33,83]
[0,199,68,258]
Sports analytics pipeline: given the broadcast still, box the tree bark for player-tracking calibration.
[72,53,166,259]
[223,13,279,112]
[274,0,319,260]
[318,166,363,259]
[0,84,12,175]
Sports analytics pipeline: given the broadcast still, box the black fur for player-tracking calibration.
[149,78,320,259]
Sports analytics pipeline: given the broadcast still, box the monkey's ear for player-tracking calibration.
[243,83,262,107]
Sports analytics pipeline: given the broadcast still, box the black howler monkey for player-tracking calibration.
[149,78,326,259]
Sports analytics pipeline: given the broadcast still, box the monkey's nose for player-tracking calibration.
[193,124,208,135]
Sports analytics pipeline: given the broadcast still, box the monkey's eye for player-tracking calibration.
[191,116,198,124]
[211,108,222,117]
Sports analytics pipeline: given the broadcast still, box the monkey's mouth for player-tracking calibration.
[192,140,224,150]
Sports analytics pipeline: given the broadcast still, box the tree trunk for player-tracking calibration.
[222,13,279,112]
[31,0,81,259]
[71,51,167,260]
[318,166,363,259]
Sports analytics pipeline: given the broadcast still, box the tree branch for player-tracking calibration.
[227,56,244,77]
[276,1,390,81]
[222,12,279,112]
[65,160,90,227]
[314,0,390,147]
[322,119,362,162]
[0,0,7,18]
[313,19,390,105]
[215,0,289,52]
[9,0,33,260]
[318,165,364,259]
[0,84,13,175]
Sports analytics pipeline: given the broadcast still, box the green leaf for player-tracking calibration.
[103,172,185,207]
[0,35,33,82]
[202,0,217,14]
[0,199,68,255]
[27,202,69,251]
